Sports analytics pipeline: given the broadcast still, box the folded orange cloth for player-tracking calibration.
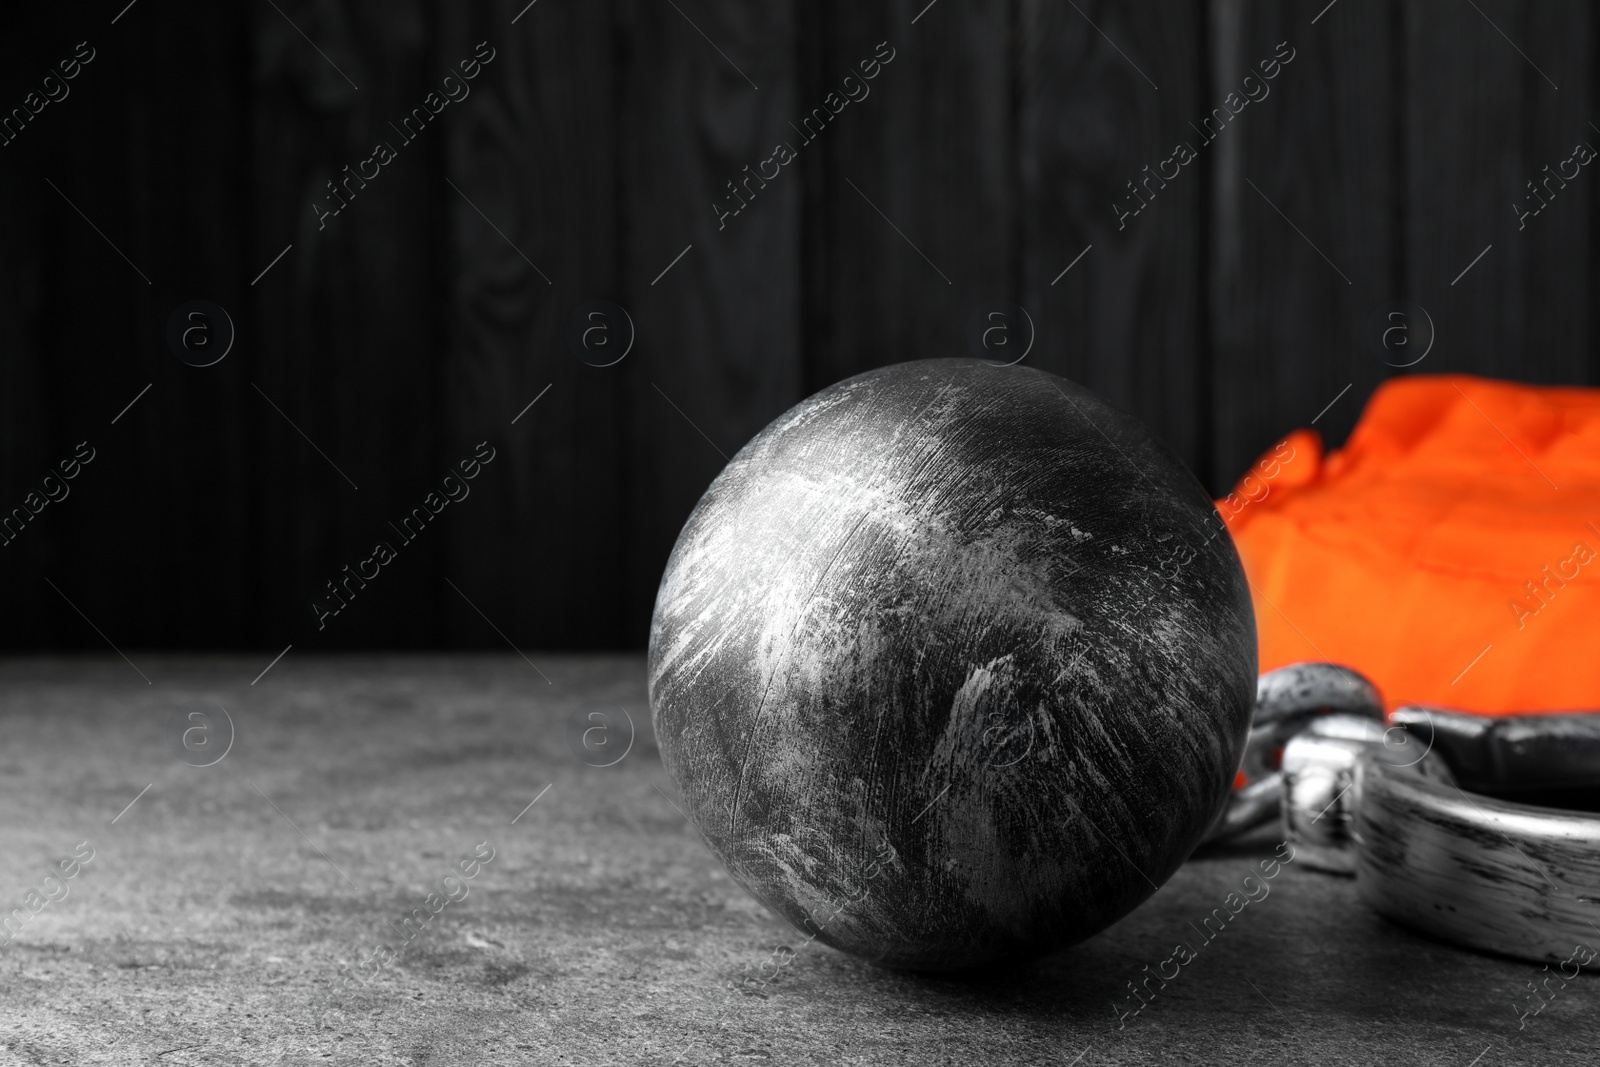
[1221,375,1600,714]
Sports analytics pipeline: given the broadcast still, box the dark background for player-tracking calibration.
[1,0,1595,651]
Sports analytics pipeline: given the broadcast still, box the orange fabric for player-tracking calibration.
[1220,375,1600,715]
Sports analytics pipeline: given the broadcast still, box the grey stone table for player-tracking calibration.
[0,655,1594,1065]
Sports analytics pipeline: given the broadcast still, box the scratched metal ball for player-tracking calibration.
[648,359,1256,971]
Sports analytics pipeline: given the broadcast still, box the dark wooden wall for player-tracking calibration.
[2,0,1597,651]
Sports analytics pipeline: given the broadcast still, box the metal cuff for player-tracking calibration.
[1353,749,1600,968]
[1209,664,1600,966]
[1222,671,1600,972]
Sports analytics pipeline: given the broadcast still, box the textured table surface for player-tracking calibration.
[0,655,1594,1066]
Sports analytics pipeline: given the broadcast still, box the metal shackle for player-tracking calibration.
[1208,662,1600,968]
[1205,661,1385,845]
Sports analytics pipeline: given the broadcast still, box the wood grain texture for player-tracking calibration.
[0,9,64,648]
[6,0,1600,651]
[438,0,629,648]
[1018,0,1208,479]
[250,0,446,646]
[0,5,253,650]
[1209,0,1398,486]
[1405,0,1593,383]
[1355,753,1600,969]
[649,360,1257,970]
[617,0,805,638]
[801,0,1013,396]
[112,0,254,646]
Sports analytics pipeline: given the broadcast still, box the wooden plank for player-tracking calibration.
[248,0,447,647]
[6,0,1595,654]
[1406,0,1592,386]
[618,0,804,640]
[0,5,254,651]
[107,0,254,648]
[1205,0,1398,488]
[805,0,1015,395]
[0,9,68,649]
[437,0,628,648]
[1019,0,1211,484]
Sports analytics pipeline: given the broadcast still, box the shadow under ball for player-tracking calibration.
[648,359,1257,971]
